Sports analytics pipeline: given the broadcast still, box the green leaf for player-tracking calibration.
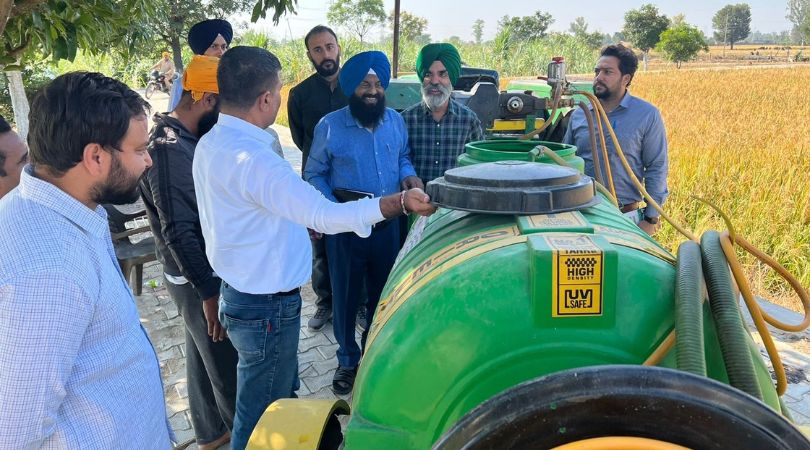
[251,0,265,22]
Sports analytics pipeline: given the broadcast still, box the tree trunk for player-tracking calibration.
[170,34,184,73]
[730,40,735,50]
[6,70,29,141]
[643,50,649,71]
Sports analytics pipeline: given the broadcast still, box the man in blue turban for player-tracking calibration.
[304,50,423,396]
[168,19,233,111]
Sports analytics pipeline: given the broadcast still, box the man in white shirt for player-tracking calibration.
[192,46,436,450]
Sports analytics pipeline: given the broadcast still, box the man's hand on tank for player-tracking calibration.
[404,188,436,216]
[401,175,424,191]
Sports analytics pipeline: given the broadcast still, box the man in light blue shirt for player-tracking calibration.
[193,46,435,450]
[305,51,423,396]
[564,44,669,235]
[0,72,172,448]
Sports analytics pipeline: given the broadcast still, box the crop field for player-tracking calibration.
[631,66,810,310]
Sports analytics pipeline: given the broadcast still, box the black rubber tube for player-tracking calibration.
[675,240,707,376]
[700,230,763,400]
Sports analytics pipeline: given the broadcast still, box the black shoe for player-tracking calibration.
[332,365,358,395]
[308,306,332,331]
[356,307,367,333]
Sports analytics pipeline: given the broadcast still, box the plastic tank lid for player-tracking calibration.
[426,161,599,215]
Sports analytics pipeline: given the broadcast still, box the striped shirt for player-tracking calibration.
[0,166,172,449]
[401,99,484,183]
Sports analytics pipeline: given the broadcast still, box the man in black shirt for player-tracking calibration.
[287,25,350,332]
[139,56,237,450]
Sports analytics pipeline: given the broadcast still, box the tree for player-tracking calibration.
[0,0,297,137]
[388,10,427,43]
[623,4,669,71]
[472,18,484,44]
[497,11,554,42]
[787,0,809,44]
[327,0,386,43]
[0,0,157,138]
[569,16,604,49]
[670,13,687,27]
[656,23,708,68]
[712,4,751,49]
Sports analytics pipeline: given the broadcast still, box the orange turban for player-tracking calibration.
[183,55,219,102]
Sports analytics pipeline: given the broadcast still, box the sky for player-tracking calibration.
[244,0,793,42]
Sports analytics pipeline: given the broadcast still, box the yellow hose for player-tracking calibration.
[519,84,561,140]
[573,91,810,388]
[552,436,690,450]
[719,231,787,395]
[575,90,697,242]
[536,146,618,207]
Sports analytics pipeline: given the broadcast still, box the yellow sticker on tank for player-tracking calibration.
[547,235,604,317]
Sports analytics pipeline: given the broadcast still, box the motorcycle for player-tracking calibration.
[145,70,174,99]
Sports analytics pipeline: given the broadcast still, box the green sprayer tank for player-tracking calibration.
[248,142,810,450]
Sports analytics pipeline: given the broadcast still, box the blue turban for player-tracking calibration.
[188,19,233,55]
[339,51,391,96]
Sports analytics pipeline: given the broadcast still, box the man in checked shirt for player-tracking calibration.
[401,43,484,184]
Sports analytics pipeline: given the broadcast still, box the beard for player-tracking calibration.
[92,151,141,205]
[594,81,613,100]
[311,55,340,77]
[198,102,220,136]
[349,93,386,128]
[422,82,452,110]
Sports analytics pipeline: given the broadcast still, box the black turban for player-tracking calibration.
[187,19,233,55]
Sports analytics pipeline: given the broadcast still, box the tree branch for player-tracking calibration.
[10,0,47,18]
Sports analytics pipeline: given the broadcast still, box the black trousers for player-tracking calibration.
[164,277,239,445]
[311,237,333,309]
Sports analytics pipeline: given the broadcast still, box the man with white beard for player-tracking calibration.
[401,43,484,184]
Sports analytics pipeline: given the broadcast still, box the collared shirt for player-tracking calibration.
[563,92,669,217]
[304,107,417,202]
[168,78,183,111]
[287,73,348,172]
[401,99,485,183]
[0,167,172,449]
[193,113,385,295]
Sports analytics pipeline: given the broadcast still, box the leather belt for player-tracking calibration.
[620,201,642,213]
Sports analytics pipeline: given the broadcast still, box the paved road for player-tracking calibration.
[134,91,810,448]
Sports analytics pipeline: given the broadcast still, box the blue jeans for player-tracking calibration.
[219,282,301,450]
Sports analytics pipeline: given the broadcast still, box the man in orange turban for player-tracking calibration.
[139,54,238,450]
[150,51,176,89]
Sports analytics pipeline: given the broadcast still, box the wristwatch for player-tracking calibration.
[643,216,660,225]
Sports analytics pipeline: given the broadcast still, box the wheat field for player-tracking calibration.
[631,66,810,310]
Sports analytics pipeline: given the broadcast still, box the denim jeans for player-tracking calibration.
[219,282,301,450]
